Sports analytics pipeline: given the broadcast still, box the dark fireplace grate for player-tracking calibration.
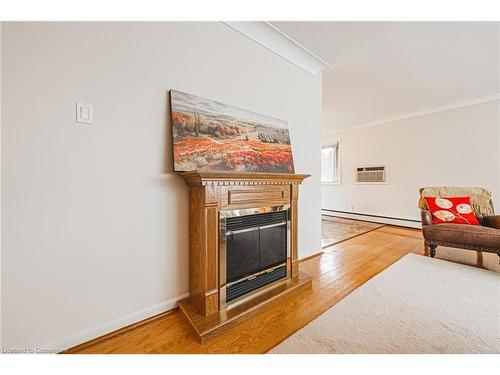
[226,266,287,303]
[226,210,288,232]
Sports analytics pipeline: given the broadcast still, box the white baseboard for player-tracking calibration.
[322,210,421,229]
[41,292,190,353]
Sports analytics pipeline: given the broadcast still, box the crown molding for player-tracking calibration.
[222,21,331,76]
[322,92,500,136]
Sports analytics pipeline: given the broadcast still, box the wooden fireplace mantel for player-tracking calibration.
[177,171,312,342]
[179,171,310,186]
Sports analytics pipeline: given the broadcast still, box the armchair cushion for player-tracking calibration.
[423,223,500,252]
[418,186,493,219]
[424,196,480,225]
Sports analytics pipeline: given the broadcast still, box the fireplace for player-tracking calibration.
[220,205,290,307]
[177,171,311,342]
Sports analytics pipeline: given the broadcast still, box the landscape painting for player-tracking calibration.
[170,90,295,173]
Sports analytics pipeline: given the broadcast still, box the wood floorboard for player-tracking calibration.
[321,215,384,248]
[67,224,499,354]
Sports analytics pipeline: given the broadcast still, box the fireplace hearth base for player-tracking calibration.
[178,271,311,342]
[177,171,312,342]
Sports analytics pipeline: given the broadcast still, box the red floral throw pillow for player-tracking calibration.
[424,196,480,225]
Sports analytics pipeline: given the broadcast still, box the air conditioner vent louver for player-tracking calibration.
[356,166,386,183]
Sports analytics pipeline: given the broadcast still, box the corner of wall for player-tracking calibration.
[0,20,3,349]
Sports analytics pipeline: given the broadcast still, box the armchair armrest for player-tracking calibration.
[482,215,500,229]
[421,209,433,226]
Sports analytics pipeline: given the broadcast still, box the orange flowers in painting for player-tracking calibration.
[170,90,295,173]
[174,137,294,173]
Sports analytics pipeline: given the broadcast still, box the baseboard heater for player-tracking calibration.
[322,209,421,224]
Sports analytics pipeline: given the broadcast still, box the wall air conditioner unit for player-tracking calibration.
[356,166,386,183]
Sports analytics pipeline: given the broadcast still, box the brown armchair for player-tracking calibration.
[419,187,500,260]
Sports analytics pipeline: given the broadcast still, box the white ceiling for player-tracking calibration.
[271,22,500,132]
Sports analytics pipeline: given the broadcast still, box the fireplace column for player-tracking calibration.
[187,184,220,317]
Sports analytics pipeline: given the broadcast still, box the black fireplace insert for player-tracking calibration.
[220,206,289,305]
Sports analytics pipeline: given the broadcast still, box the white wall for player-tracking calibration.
[0,21,3,349]
[322,101,500,225]
[1,22,322,350]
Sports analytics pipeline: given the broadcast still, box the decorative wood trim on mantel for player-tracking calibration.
[178,171,310,186]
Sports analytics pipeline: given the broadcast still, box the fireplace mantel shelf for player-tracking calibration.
[178,171,310,186]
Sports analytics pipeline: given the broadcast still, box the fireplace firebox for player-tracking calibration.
[220,206,290,307]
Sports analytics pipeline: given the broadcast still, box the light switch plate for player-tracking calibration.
[76,102,94,124]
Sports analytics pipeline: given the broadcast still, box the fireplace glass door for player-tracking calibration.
[223,208,289,303]
[226,228,260,282]
[259,223,287,270]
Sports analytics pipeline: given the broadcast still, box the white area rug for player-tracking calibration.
[270,254,500,354]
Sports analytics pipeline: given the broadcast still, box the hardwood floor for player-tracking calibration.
[321,215,385,248]
[67,225,499,354]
